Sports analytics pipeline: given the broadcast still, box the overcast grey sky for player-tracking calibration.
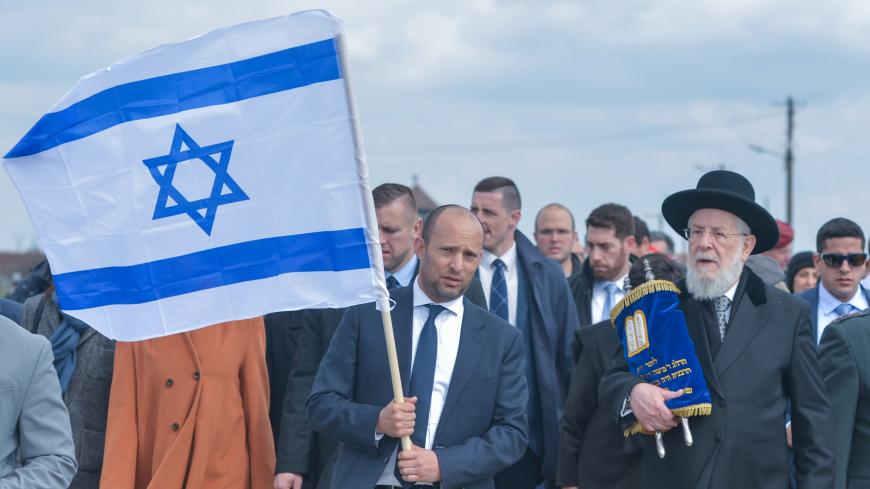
[3,0,870,253]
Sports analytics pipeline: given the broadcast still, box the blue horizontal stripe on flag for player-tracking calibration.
[53,227,371,310]
[6,38,340,158]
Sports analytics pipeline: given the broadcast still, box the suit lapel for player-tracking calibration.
[714,271,770,375]
[680,295,724,400]
[436,300,484,431]
[515,234,553,348]
[809,287,820,342]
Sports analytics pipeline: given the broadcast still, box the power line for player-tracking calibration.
[369,110,781,156]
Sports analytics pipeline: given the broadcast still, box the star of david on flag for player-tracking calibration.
[2,11,389,341]
[143,124,248,235]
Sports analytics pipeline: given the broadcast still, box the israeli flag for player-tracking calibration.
[3,10,388,341]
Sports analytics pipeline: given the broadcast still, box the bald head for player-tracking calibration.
[422,205,482,243]
[534,203,579,276]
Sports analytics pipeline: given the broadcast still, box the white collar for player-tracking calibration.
[412,277,464,317]
[819,283,865,315]
[482,242,517,272]
[723,280,738,302]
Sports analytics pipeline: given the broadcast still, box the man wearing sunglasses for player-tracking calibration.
[796,218,870,344]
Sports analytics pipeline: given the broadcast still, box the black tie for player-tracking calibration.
[386,275,400,290]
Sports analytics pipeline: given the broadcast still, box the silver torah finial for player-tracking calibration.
[643,258,655,281]
[623,274,633,294]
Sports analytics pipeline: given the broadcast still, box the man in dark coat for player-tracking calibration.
[274,184,485,489]
[600,170,834,489]
[307,205,528,489]
[265,309,305,443]
[469,176,579,489]
[796,217,870,344]
[818,309,870,489]
[569,204,636,328]
[558,253,683,489]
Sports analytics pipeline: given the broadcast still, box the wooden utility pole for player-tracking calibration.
[784,96,794,225]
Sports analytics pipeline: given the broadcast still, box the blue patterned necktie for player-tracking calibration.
[834,302,857,318]
[408,304,446,448]
[490,259,509,322]
[601,282,619,322]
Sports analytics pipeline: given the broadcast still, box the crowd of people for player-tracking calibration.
[1,170,867,489]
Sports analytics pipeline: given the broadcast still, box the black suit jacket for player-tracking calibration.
[557,320,641,489]
[818,310,870,489]
[467,231,580,480]
[600,269,834,489]
[265,310,306,444]
[275,263,486,488]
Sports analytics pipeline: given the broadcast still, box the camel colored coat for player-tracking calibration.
[100,318,275,489]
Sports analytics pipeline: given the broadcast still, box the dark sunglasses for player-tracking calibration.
[821,253,868,268]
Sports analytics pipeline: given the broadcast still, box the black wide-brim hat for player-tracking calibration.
[662,170,779,254]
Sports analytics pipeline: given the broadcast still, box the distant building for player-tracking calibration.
[411,175,439,219]
[0,252,45,298]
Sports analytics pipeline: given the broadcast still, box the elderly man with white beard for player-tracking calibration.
[600,170,834,489]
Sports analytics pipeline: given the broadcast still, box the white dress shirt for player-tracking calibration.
[377,278,464,486]
[591,273,629,324]
[816,285,868,343]
[478,243,518,326]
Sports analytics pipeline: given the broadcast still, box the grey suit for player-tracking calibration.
[0,314,77,488]
[23,293,114,489]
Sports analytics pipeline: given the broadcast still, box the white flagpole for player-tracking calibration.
[335,31,412,451]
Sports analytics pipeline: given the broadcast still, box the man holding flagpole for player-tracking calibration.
[308,205,528,489]
[600,170,834,489]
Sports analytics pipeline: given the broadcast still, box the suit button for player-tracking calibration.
[171,422,180,431]
[165,378,174,387]
[193,372,200,381]
[715,433,722,442]
[718,400,726,408]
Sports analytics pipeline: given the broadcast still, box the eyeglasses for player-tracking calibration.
[682,227,750,244]
[820,253,868,268]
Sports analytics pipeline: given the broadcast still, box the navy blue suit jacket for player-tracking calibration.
[468,231,580,479]
[795,285,870,342]
[307,286,529,489]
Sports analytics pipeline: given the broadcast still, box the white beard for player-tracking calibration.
[686,249,745,300]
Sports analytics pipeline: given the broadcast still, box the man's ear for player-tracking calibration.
[413,217,422,240]
[742,235,757,261]
[624,235,637,250]
[414,236,425,259]
[509,209,523,229]
[813,253,823,272]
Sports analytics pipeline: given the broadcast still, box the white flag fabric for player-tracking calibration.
[3,10,388,341]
